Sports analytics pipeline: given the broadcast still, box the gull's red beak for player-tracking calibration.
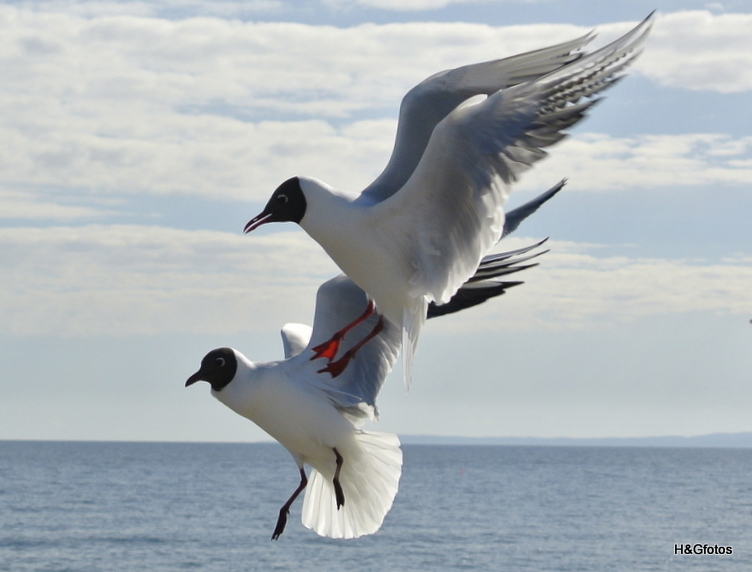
[243,212,273,234]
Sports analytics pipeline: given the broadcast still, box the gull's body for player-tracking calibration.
[245,14,654,385]
[215,357,360,464]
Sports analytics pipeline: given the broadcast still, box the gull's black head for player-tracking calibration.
[185,348,238,392]
[244,177,307,233]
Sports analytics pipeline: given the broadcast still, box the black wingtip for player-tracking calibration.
[427,281,523,319]
[427,239,551,320]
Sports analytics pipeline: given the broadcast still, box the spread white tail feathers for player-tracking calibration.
[301,431,402,539]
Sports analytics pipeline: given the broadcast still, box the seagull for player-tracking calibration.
[187,275,402,540]
[243,14,654,386]
[185,181,562,540]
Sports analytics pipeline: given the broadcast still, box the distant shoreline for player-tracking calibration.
[3,432,752,448]
[398,432,752,448]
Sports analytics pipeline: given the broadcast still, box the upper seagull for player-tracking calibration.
[244,14,654,385]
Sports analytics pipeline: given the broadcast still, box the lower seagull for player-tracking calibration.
[185,184,561,540]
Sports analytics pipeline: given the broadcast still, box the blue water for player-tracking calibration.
[1,442,750,571]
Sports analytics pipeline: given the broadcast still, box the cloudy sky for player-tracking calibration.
[2,0,751,442]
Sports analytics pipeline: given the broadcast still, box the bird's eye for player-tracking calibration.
[215,357,226,367]
[276,194,289,204]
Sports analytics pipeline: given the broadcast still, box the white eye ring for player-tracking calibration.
[215,357,226,367]
[276,194,289,204]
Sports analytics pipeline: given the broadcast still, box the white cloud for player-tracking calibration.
[324,0,498,11]
[428,237,752,333]
[0,224,339,336]
[0,188,112,220]
[3,103,752,213]
[12,0,285,18]
[0,112,396,206]
[641,11,752,93]
[2,7,751,215]
[2,227,749,338]
[0,7,592,116]
[516,133,752,193]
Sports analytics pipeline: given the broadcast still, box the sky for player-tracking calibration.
[1,0,751,442]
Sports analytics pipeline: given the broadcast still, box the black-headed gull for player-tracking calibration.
[243,15,653,386]
[185,174,561,539]
[187,275,401,540]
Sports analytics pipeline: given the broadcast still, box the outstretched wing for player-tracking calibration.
[292,275,402,420]
[361,34,594,202]
[502,179,566,239]
[373,14,653,308]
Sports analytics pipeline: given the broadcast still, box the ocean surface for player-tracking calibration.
[1,441,750,571]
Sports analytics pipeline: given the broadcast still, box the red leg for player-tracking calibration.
[318,316,384,378]
[310,300,376,361]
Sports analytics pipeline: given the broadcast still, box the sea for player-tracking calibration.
[1,441,750,572]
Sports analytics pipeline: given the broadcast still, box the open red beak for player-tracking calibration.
[243,212,273,234]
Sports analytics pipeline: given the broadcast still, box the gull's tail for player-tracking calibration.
[301,431,402,539]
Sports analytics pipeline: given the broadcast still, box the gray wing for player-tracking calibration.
[427,239,548,318]
[280,323,312,359]
[502,179,566,239]
[295,274,402,420]
[360,34,595,203]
